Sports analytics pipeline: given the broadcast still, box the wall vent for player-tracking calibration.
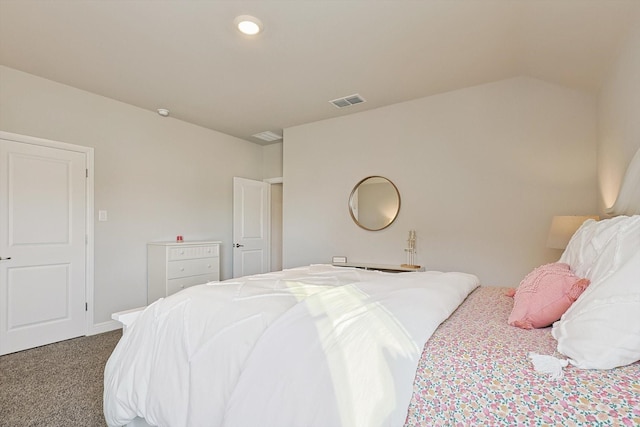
[252,131,282,142]
[329,94,366,109]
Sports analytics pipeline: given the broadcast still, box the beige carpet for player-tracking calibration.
[0,330,122,427]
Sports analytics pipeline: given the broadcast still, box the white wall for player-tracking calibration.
[263,142,283,179]
[0,66,265,330]
[597,13,640,211]
[283,77,597,286]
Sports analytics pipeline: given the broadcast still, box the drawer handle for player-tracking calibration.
[207,264,212,268]
[180,267,185,272]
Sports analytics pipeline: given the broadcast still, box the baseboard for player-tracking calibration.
[88,319,121,336]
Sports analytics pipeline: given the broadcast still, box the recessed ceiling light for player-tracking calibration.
[235,15,262,35]
[157,108,170,117]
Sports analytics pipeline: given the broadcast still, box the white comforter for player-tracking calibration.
[104,264,478,427]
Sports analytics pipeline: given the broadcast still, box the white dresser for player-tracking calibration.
[147,240,221,304]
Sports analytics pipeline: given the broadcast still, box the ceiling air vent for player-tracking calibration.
[329,94,366,109]
[252,131,282,142]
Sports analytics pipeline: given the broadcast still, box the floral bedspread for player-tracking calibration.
[404,286,640,426]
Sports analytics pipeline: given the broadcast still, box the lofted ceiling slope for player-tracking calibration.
[1,0,639,144]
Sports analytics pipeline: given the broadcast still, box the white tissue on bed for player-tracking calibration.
[528,352,568,380]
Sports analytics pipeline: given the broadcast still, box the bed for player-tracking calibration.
[104,149,640,427]
[104,265,480,427]
[406,286,640,425]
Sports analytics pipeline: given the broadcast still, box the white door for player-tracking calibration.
[0,138,87,355]
[233,177,270,278]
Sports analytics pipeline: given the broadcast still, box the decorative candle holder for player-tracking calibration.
[401,230,420,269]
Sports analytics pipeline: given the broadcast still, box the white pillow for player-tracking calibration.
[559,216,631,282]
[552,215,640,369]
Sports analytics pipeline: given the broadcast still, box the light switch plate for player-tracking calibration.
[98,210,108,221]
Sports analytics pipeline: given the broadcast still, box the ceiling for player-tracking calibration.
[1,1,639,145]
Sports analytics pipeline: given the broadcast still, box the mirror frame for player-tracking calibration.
[348,176,401,231]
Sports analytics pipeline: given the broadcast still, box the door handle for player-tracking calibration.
[0,257,11,261]
[233,243,244,248]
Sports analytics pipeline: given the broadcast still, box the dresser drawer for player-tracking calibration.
[168,257,219,279]
[148,240,221,304]
[166,274,219,296]
[168,244,219,261]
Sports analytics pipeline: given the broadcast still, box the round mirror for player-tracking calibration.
[349,176,401,231]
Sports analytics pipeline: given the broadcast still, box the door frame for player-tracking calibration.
[263,177,283,272]
[0,131,95,335]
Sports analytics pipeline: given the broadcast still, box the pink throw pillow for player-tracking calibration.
[508,263,590,329]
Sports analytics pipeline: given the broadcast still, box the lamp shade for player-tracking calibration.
[546,215,599,249]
